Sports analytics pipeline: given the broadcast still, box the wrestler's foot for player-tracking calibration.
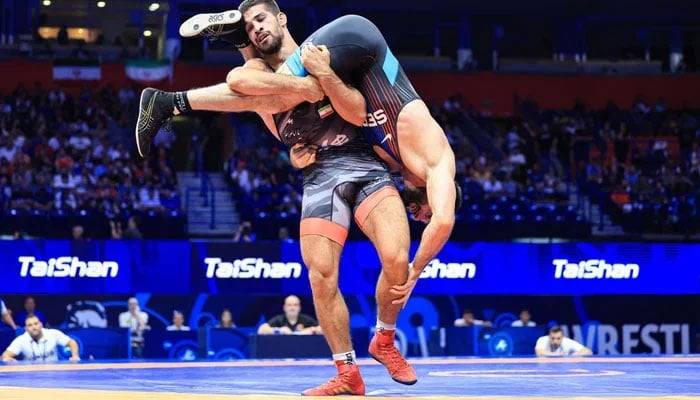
[369,328,418,385]
[179,10,248,47]
[135,88,174,158]
[301,361,365,396]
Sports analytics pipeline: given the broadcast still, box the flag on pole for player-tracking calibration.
[125,59,172,84]
[52,58,101,81]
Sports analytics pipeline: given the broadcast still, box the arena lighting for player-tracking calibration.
[148,2,160,11]
[97,1,106,7]
[42,0,51,5]
[143,30,153,37]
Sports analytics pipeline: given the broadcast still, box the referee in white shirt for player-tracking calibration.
[535,325,592,357]
[2,315,80,362]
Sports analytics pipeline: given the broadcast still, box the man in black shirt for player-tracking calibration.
[257,295,321,335]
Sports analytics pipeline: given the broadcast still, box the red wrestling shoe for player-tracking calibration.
[301,361,366,396]
[369,329,418,385]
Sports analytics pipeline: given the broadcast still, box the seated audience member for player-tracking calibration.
[535,325,592,357]
[454,309,492,327]
[216,309,236,328]
[511,308,537,327]
[166,310,190,331]
[119,297,150,357]
[257,295,321,335]
[2,316,80,362]
[14,296,48,327]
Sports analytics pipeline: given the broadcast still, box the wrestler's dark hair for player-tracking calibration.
[454,181,463,211]
[400,180,463,212]
[238,0,280,15]
[549,326,563,335]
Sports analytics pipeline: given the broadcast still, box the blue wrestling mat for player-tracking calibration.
[0,356,699,399]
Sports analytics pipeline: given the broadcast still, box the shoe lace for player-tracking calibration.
[316,375,340,391]
[202,24,236,42]
[381,342,409,371]
[202,26,220,42]
[201,25,240,45]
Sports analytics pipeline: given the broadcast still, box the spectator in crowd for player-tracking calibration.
[511,308,536,327]
[257,295,321,335]
[217,309,236,328]
[0,83,182,239]
[71,225,85,240]
[166,311,190,331]
[535,326,592,357]
[57,25,68,45]
[0,298,17,330]
[278,227,294,243]
[118,297,149,358]
[3,77,699,241]
[483,175,504,196]
[14,296,47,327]
[137,184,163,213]
[454,309,492,327]
[233,221,256,243]
[2,316,79,362]
[110,216,143,239]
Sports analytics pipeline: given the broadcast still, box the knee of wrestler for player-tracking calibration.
[305,261,339,297]
[379,246,410,283]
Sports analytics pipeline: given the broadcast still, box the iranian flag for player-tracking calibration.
[52,58,101,80]
[125,59,172,84]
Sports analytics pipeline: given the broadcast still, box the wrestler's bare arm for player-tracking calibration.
[226,58,307,139]
[402,129,457,271]
[215,85,308,116]
[226,63,323,103]
[301,45,366,127]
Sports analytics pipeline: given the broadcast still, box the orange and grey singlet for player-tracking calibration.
[272,98,398,246]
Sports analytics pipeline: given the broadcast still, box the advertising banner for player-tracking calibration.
[1,240,698,295]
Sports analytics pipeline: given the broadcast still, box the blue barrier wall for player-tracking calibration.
[0,240,698,356]
[2,240,699,295]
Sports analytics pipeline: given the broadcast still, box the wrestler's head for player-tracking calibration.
[239,0,286,55]
[400,181,463,224]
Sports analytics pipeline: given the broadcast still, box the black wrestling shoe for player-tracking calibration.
[135,88,174,158]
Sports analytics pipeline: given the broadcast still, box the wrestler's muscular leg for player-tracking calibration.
[358,194,410,326]
[359,191,417,384]
[300,235,353,354]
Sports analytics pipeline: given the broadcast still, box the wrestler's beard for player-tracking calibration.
[257,33,283,55]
